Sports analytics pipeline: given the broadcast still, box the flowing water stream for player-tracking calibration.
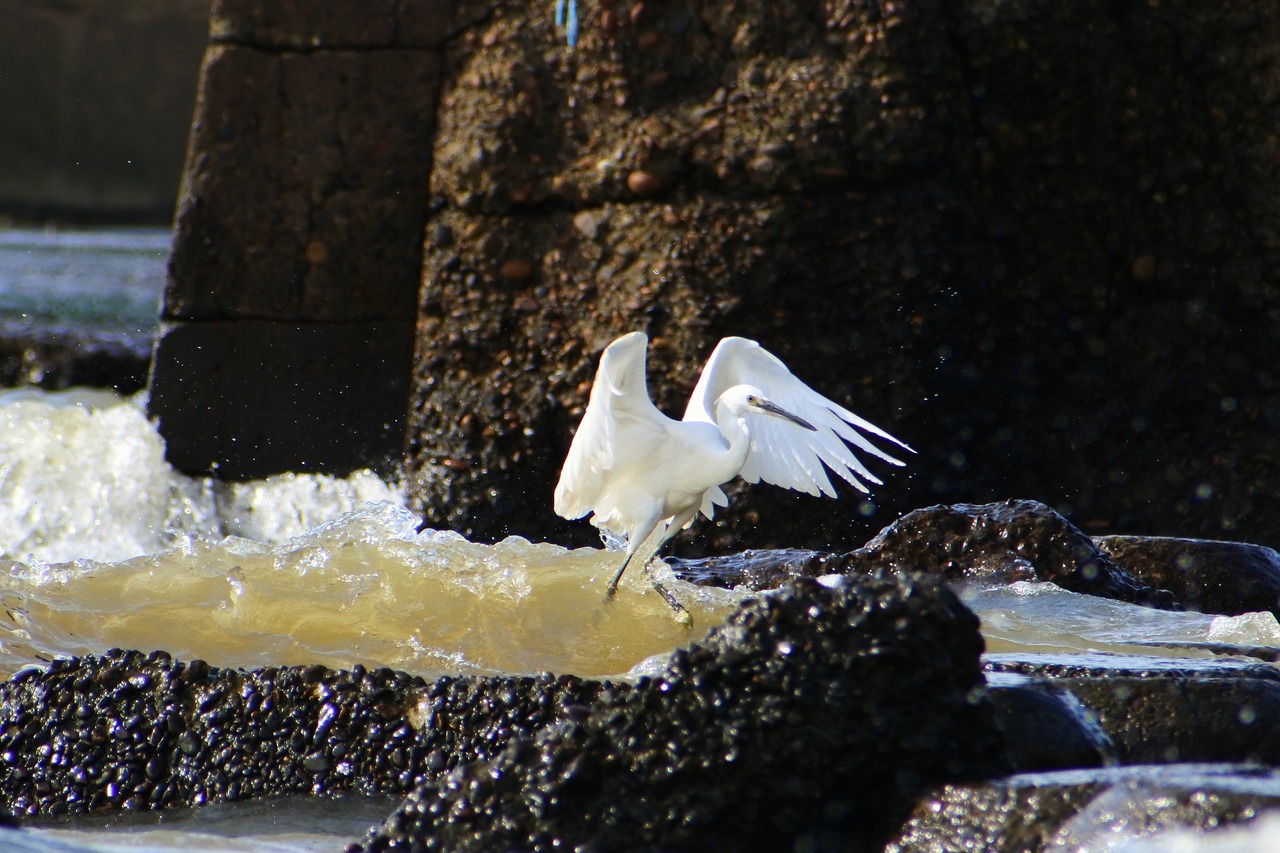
[2,228,1277,850]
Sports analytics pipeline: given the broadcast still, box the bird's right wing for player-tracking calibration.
[684,337,912,498]
[554,332,666,520]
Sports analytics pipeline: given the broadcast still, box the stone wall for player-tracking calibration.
[403,0,1280,552]
[148,1,452,477]
[152,0,1280,552]
[0,0,208,222]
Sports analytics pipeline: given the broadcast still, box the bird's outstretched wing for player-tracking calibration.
[554,332,666,520]
[683,337,912,497]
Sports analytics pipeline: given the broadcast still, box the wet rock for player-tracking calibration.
[985,678,1113,773]
[1095,535,1280,618]
[667,547,855,590]
[852,500,1177,608]
[986,654,1280,767]
[984,653,1280,683]
[0,573,1006,850]
[353,572,1006,852]
[885,765,1280,853]
[0,650,610,819]
[1062,677,1280,766]
[0,330,149,393]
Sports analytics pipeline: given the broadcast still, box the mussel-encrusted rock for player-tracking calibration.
[354,571,1007,853]
[1095,535,1280,618]
[884,765,1280,852]
[854,500,1177,608]
[0,651,610,818]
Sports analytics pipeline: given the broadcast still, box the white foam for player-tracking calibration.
[0,387,405,563]
[1207,610,1280,646]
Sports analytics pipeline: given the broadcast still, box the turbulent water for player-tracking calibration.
[0,402,1273,853]
[5,387,1275,688]
[0,389,741,682]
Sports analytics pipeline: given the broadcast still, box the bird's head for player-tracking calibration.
[719,384,817,431]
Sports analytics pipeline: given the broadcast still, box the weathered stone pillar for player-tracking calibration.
[150,0,1280,554]
[148,0,451,478]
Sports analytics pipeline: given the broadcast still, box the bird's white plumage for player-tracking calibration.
[684,337,909,497]
[553,332,661,523]
[554,332,912,597]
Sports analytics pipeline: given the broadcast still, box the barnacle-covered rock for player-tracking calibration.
[0,650,611,819]
[354,571,1005,852]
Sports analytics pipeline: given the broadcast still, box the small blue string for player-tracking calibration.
[554,0,579,47]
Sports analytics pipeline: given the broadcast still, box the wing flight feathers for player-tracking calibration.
[686,337,911,498]
[558,333,910,526]
[554,332,664,520]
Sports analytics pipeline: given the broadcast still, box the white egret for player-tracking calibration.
[554,332,912,600]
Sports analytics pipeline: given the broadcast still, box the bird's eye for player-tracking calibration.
[746,395,757,404]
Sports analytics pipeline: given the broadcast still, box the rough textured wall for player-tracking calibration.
[404,0,1280,552]
[0,0,208,222]
[151,0,1280,551]
[148,1,450,478]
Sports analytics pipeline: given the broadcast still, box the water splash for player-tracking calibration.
[0,388,403,563]
[0,502,741,681]
[958,580,1278,660]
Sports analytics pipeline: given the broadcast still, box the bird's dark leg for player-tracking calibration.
[604,516,665,602]
[603,551,638,601]
[604,548,690,622]
[649,575,691,624]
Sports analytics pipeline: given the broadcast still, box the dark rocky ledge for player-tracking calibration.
[0,329,150,394]
[350,572,1004,852]
[1096,535,1280,619]
[675,499,1280,623]
[673,500,1179,609]
[0,651,611,818]
[987,655,1280,768]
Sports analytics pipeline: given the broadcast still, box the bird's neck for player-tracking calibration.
[713,399,753,471]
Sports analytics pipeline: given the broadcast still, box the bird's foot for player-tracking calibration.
[602,551,637,603]
[650,579,692,627]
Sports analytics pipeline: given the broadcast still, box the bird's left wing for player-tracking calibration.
[554,332,665,519]
[684,337,912,497]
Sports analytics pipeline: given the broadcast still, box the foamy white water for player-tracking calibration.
[1113,810,1280,852]
[0,387,403,563]
[0,386,742,680]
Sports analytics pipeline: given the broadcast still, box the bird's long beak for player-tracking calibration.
[757,399,817,431]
